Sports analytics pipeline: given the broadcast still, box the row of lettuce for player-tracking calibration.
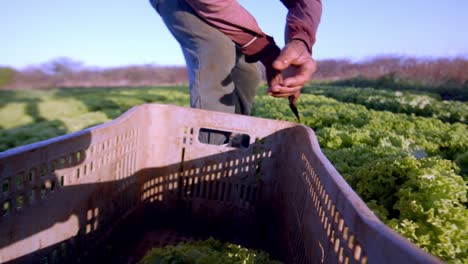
[252,90,467,263]
[303,85,467,124]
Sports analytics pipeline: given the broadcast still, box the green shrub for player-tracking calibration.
[0,67,16,89]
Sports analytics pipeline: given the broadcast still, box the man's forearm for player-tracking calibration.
[184,0,322,63]
[281,0,322,53]
[269,0,321,99]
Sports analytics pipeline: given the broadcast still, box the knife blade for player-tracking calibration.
[288,95,300,123]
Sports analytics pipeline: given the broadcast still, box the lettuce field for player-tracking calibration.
[0,85,467,262]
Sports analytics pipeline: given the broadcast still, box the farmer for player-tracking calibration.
[150,0,322,144]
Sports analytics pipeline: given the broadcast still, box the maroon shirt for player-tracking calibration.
[185,0,322,62]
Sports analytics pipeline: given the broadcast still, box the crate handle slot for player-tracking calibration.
[198,128,250,149]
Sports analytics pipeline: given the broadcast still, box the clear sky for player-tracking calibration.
[2,0,467,69]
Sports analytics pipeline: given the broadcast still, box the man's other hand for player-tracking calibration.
[267,39,317,103]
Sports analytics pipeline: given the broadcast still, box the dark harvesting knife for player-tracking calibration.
[288,95,300,123]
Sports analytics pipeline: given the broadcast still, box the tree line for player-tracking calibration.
[1,56,467,95]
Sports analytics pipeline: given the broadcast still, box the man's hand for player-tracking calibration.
[267,39,317,104]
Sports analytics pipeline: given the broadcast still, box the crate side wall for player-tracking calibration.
[274,126,442,264]
[0,106,149,263]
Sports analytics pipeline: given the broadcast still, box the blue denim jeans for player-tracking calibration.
[150,0,261,144]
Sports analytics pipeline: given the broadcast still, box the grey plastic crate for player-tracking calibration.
[0,104,441,263]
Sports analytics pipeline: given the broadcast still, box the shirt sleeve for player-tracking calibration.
[280,0,322,53]
[185,0,321,61]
